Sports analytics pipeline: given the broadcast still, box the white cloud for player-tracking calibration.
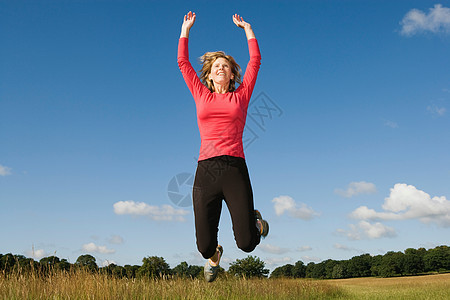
[427,104,446,117]
[334,243,351,251]
[264,256,292,267]
[113,201,189,222]
[335,181,377,198]
[0,164,12,176]
[350,183,450,227]
[272,196,320,220]
[258,244,289,254]
[297,245,312,252]
[337,221,397,240]
[175,252,204,266]
[334,243,362,252]
[25,249,47,260]
[383,120,399,128]
[82,242,115,254]
[102,260,117,267]
[400,4,450,36]
[108,235,124,245]
[302,255,321,263]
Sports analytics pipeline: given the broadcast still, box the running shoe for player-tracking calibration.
[204,245,223,282]
[255,210,269,238]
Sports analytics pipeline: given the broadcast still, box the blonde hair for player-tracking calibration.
[199,51,242,92]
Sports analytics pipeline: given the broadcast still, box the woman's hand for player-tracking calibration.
[232,14,250,29]
[232,14,256,40]
[180,11,196,38]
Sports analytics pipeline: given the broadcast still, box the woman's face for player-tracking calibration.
[208,57,234,86]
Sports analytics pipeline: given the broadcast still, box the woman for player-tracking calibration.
[178,11,269,282]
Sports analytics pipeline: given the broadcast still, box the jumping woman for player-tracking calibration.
[178,11,269,282]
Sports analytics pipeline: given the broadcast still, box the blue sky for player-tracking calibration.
[1,0,450,270]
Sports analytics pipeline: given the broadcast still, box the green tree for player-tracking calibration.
[101,263,126,278]
[306,261,327,279]
[0,253,15,273]
[305,262,315,278]
[58,258,71,272]
[403,248,424,275]
[379,251,403,277]
[324,259,338,279]
[228,256,269,278]
[75,254,98,271]
[138,256,171,278]
[331,263,346,279]
[40,256,60,274]
[123,265,140,278]
[292,260,306,278]
[172,261,202,279]
[173,261,189,278]
[347,254,372,278]
[40,256,60,268]
[424,245,450,272]
[187,265,203,279]
[14,255,37,273]
[270,264,293,278]
[370,255,383,277]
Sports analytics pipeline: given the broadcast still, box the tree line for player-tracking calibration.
[1,245,449,279]
[271,245,450,279]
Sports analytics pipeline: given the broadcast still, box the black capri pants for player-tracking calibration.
[193,155,261,259]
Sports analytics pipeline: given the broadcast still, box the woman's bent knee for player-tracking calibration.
[197,243,217,259]
[237,239,258,253]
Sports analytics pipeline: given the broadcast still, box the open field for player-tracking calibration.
[1,270,449,299]
[328,273,450,300]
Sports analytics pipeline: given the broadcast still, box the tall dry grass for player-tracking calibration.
[0,268,344,300]
[329,273,450,300]
[2,268,449,299]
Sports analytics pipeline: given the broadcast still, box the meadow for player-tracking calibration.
[1,269,449,299]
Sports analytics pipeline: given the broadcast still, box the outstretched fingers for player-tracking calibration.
[232,14,249,28]
[182,11,196,30]
[180,11,196,38]
[183,11,195,24]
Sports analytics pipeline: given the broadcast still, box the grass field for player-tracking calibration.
[328,273,450,300]
[1,270,449,299]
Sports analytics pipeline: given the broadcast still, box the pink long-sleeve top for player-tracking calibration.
[177,37,261,161]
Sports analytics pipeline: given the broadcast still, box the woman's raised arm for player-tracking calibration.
[232,14,256,40]
[180,11,196,38]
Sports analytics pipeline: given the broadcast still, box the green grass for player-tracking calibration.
[1,270,449,299]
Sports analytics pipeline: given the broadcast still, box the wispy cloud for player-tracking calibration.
[337,221,397,240]
[25,248,47,260]
[350,183,450,227]
[297,245,312,252]
[82,242,115,254]
[113,201,189,222]
[335,181,377,198]
[108,235,124,245]
[0,164,12,176]
[400,4,450,36]
[102,260,117,267]
[264,257,293,267]
[258,244,289,254]
[302,256,321,263]
[334,243,351,251]
[383,120,399,128]
[334,243,362,252]
[272,196,320,220]
[427,104,446,117]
